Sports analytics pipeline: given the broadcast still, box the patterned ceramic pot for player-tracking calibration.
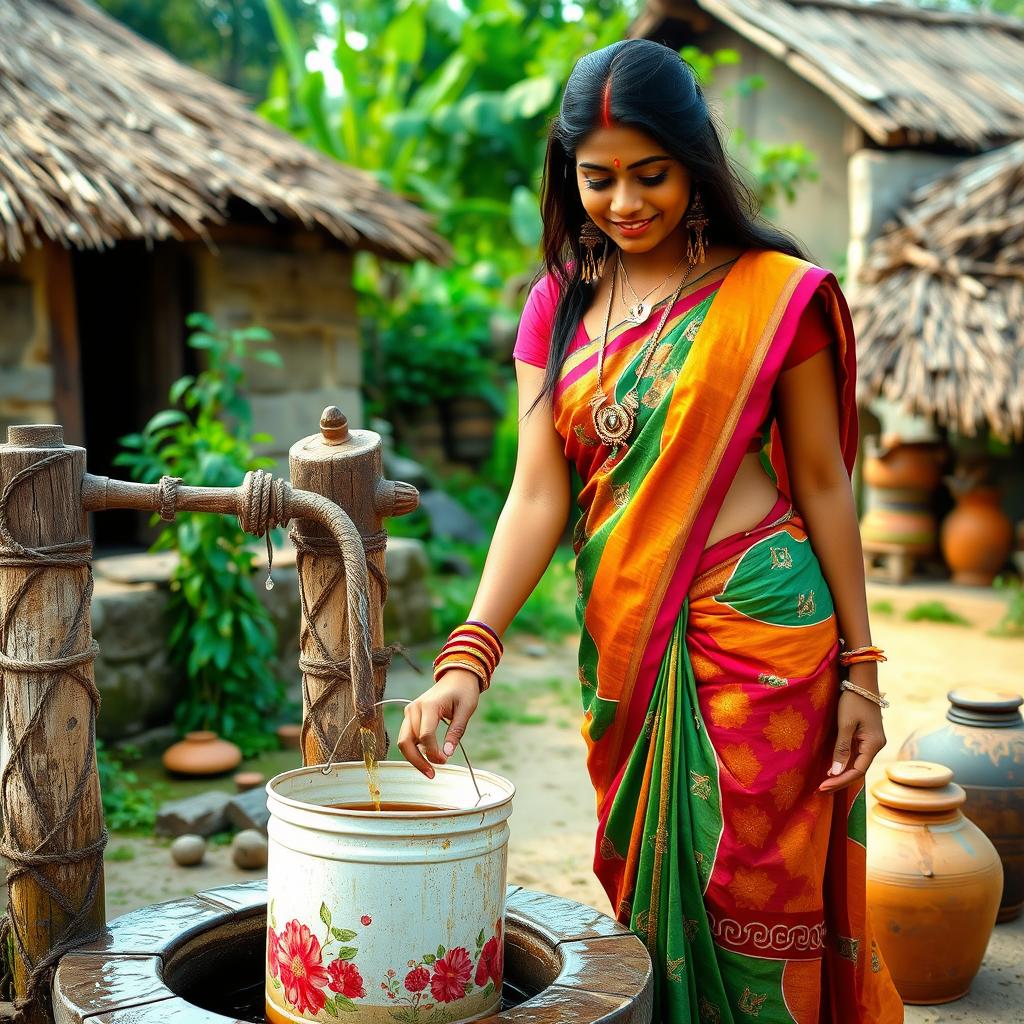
[899,687,1024,922]
[867,761,1003,1004]
[266,761,514,1024]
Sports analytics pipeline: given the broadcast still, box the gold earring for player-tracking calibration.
[685,190,709,266]
[579,218,607,283]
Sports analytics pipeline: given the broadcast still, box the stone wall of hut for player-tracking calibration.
[192,241,364,478]
[0,250,56,438]
[696,26,851,269]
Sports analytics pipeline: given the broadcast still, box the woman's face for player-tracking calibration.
[575,124,692,255]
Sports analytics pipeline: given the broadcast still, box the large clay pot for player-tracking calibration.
[940,486,1013,585]
[162,730,242,776]
[862,440,945,493]
[860,440,946,557]
[899,687,1024,922]
[867,761,1003,1004]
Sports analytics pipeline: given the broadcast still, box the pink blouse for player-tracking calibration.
[513,272,831,373]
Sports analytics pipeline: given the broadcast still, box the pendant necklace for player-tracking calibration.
[619,252,687,326]
[589,249,698,451]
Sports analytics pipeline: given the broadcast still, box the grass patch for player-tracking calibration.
[905,601,970,626]
[106,845,136,862]
[992,576,1024,638]
[480,701,545,726]
[869,599,895,616]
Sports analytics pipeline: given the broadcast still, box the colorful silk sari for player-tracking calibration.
[555,251,903,1022]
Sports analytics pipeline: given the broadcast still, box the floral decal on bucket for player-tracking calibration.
[267,899,367,1016]
[267,903,503,1023]
[383,919,503,1023]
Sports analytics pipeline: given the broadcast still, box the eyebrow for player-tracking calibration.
[577,155,672,172]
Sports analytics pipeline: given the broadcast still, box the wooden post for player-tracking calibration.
[0,425,104,1021]
[289,408,418,766]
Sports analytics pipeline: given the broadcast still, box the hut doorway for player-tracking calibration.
[75,241,196,548]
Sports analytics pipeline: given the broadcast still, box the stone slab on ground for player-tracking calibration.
[225,787,270,834]
[155,791,231,838]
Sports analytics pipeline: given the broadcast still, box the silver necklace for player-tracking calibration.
[589,250,698,451]
[619,252,687,325]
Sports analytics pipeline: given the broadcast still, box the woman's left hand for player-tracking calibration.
[818,686,887,793]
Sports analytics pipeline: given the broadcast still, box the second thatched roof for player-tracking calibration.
[0,0,448,264]
[852,141,1024,441]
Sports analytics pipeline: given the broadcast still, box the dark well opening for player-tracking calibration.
[163,910,534,1020]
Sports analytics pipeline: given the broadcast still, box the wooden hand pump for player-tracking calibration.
[0,409,417,1020]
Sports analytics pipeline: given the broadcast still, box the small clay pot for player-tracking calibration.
[234,771,265,793]
[940,487,1013,585]
[900,688,1024,922]
[232,829,268,870]
[867,761,1003,1004]
[162,731,242,776]
[276,723,302,750]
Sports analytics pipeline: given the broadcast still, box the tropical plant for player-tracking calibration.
[115,313,286,755]
[96,0,323,94]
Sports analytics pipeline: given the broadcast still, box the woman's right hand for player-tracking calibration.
[397,669,481,778]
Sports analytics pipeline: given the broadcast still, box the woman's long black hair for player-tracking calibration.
[531,38,809,410]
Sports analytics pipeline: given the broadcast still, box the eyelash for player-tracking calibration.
[584,171,668,191]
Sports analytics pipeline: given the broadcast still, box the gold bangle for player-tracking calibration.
[839,679,889,708]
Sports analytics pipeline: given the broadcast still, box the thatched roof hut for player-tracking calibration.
[0,0,451,545]
[0,0,447,264]
[852,141,1024,442]
[632,0,1024,151]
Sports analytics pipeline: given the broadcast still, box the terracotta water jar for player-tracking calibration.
[940,486,1013,585]
[867,761,1003,1004]
[900,687,1024,922]
[860,440,945,556]
[162,730,242,776]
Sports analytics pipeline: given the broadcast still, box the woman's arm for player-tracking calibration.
[397,361,571,777]
[775,332,887,795]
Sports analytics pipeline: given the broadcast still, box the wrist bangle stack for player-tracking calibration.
[838,644,887,667]
[432,620,504,692]
[840,679,890,708]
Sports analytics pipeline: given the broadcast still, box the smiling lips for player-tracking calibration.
[614,217,654,229]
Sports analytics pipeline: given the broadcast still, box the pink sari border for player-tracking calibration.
[606,266,831,813]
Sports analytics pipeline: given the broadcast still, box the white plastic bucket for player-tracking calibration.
[265,760,515,1024]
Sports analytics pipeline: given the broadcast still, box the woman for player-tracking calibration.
[399,38,904,1023]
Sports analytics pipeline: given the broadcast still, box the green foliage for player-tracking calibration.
[992,575,1024,637]
[107,845,137,862]
[96,741,162,833]
[96,0,322,94]
[869,599,895,616]
[905,600,971,625]
[115,314,285,755]
[261,0,629,258]
[359,259,509,424]
[428,537,577,643]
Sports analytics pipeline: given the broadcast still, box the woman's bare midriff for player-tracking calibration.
[704,453,782,549]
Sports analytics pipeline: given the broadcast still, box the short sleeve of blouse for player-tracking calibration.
[512,274,559,369]
[782,292,832,371]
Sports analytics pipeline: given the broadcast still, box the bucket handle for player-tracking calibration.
[328,698,484,806]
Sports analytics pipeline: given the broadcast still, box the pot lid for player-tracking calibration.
[946,687,1023,728]
[871,761,966,813]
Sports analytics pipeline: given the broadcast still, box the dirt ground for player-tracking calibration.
[27,579,1024,1021]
